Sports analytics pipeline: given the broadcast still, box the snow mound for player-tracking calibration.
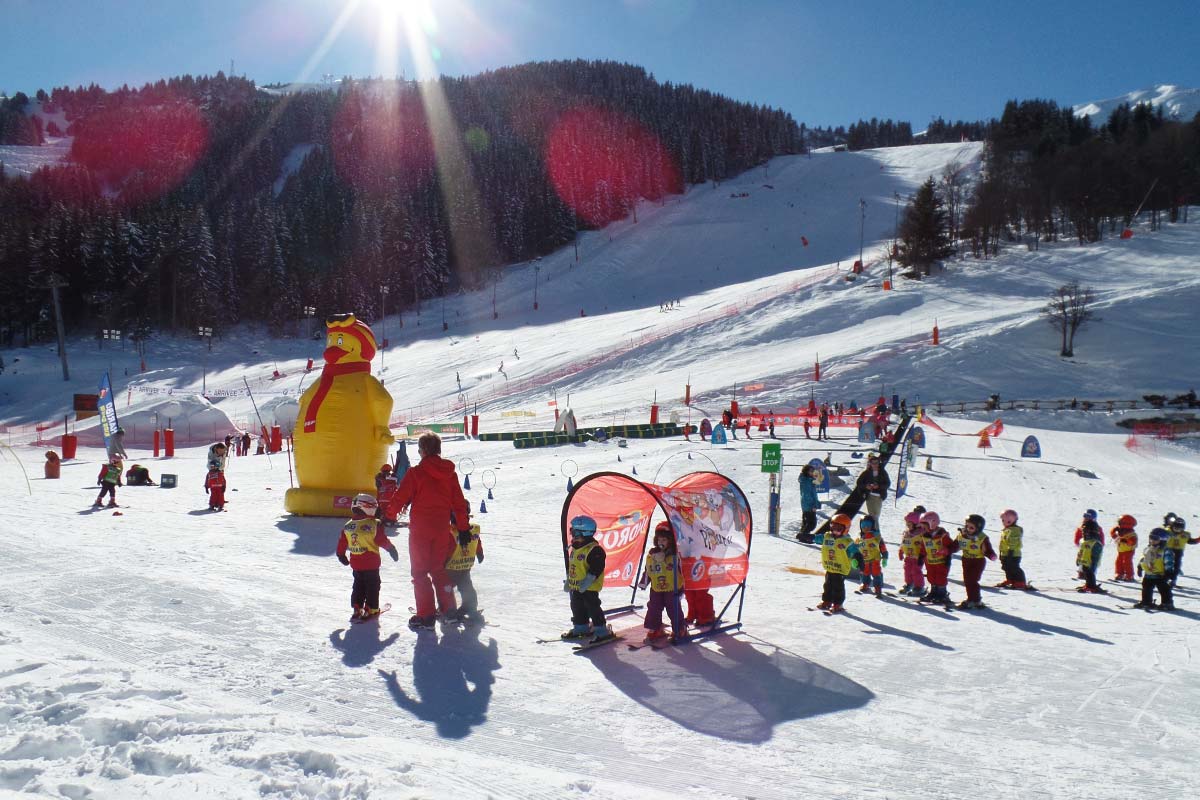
[71,394,242,447]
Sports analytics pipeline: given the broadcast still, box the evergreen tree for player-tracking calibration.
[898,178,952,274]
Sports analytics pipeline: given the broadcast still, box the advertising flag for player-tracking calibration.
[97,372,120,454]
[1021,435,1042,458]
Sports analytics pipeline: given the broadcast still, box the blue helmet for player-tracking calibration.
[1149,527,1169,545]
[569,515,597,538]
[1083,509,1098,521]
[859,516,876,530]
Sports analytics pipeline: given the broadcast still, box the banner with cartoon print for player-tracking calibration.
[561,471,753,593]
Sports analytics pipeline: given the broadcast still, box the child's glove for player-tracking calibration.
[337,554,350,566]
[563,579,572,593]
[387,547,399,562]
[673,589,684,598]
[637,576,649,590]
[1137,565,1143,578]
[457,529,472,547]
[988,554,997,561]
[881,557,888,569]
[476,551,484,564]
[851,558,861,570]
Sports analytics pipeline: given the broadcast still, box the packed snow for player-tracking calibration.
[1,140,1198,799]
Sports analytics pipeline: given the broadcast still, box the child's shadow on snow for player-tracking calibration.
[274,516,339,557]
[329,623,400,668]
[585,633,873,743]
[378,625,501,739]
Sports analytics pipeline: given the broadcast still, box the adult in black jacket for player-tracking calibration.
[855,455,891,530]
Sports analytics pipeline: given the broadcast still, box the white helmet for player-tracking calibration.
[352,493,378,514]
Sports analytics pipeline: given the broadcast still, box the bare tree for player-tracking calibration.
[1042,282,1098,357]
[939,160,969,252]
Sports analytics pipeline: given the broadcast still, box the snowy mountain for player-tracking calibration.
[1073,83,1200,123]
[1,140,1199,799]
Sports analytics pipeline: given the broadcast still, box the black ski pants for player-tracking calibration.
[1001,555,1026,584]
[1141,576,1172,607]
[351,569,382,610]
[570,589,606,628]
[822,572,847,605]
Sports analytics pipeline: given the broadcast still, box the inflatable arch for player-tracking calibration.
[560,470,754,636]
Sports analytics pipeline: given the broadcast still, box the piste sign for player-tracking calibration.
[760,442,782,473]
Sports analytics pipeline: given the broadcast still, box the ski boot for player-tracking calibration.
[994,580,1011,588]
[561,624,593,641]
[351,604,366,621]
[590,625,616,643]
[816,601,832,610]
[874,587,883,598]
[407,614,436,630]
[857,585,872,594]
[828,604,844,614]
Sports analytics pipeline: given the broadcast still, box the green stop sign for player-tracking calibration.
[760,442,782,473]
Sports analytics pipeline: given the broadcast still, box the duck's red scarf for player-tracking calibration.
[303,361,372,432]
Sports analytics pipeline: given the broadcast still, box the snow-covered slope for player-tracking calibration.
[1074,83,1200,123]
[1,141,1198,799]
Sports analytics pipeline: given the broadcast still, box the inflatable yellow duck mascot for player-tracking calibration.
[284,313,394,516]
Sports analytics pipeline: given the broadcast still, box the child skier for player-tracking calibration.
[818,514,858,612]
[94,457,122,508]
[955,514,997,609]
[376,466,400,526]
[1135,528,1175,611]
[204,460,227,511]
[562,515,613,643]
[335,494,400,621]
[443,523,484,622]
[898,511,927,596]
[1110,515,1138,582]
[996,509,1030,589]
[1165,517,1198,587]
[637,521,686,643]
[855,516,888,597]
[1076,515,1106,593]
[374,462,393,491]
[919,512,957,607]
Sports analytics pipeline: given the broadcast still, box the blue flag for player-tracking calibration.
[808,457,830,493]
[1021,435,1042,458]
[710,424,727,445]
[907,426,925,447]
[895,439,910,501]
[97,372,120,454]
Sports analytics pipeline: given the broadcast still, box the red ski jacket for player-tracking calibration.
[386,454,470,540]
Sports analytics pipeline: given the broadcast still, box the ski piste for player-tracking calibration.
[351,602,392,623]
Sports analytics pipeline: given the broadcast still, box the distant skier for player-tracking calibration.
[94,456,123,508]
[336,494,399,621]
[1076,511,1106,594]
[797,464,820,542]
[898,511,927,596]
[855,516,888,597]
[818,404,829,440]
[995,509,1030,589]
[1135,528,1175,610]
[561,515,613,642]
[204,461,227,511]
[854,455,890,532]
[955,514,996,609]
[1110,515,1138,582]
[1165,516,1198,587]
[918,512,956,607]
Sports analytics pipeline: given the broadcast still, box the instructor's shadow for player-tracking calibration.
[379,624,501,739]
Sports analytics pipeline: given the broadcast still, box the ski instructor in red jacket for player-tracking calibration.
[386,432,472,629]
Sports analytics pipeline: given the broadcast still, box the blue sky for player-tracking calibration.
[3,0,1197,128]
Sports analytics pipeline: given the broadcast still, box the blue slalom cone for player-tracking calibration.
[487,487,494,500]
[463,474,471,490]
[632,465,638,475]
[688,452,692,460]
[479,498,488,513]
[566,477,574,493]
[617,454,622,462]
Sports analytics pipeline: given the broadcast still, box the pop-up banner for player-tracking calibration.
[560,471,753,592]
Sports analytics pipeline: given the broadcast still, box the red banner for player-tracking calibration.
[563,473,656,588]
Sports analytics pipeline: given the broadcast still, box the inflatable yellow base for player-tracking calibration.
[284,486,372,517]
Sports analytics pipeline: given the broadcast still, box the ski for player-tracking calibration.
[573,634,624,652]
[351,602,392,624]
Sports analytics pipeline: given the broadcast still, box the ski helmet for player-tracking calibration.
[904,511,922,526]
[830,513,852,531]
[207,459,221,470]
[1083,509,1098,521]
[1170,517,1186,531]
[351,493,378,515]
[1117,514,1137,529]
[654,520,673,538]
[1000,509,1018,527]
[921,511,940,530]
[1163,512,1178,526]
[1149,527,1169,545]
[380,463,392,473]
[859,516,876,530]
[110,455,122,465]
[966,514,986,531]
[911,505,927,517]
[569,515,598,538]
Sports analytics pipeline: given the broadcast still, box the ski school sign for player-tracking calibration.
[561,471,754,620]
